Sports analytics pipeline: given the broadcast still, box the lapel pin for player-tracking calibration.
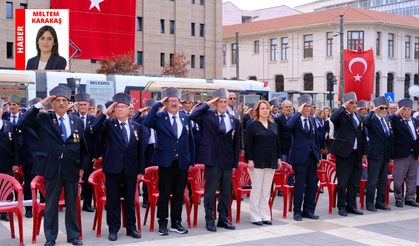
[182,118,184,121]
[75,129,78,133]
[231,119,233,123]
[215,113,218,117]
[53,119,56,123]
[88,121,90,124]
[114,124,118,127]
[71,120,74,124]
[132,125,134,128]
[165,116,168,120]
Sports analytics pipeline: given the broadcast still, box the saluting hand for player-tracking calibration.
[343,99,354,108]
[139,107,149,114]
[104,102,117,115]
[159,97,168,104]
[395,106,404,116]
[206,97,219,106]
[40,95,56,106]
[298,103,306,114]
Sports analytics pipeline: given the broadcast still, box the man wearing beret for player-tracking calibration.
[92,93,145,241]
[269,99,280,118]
[2,94,23,124]
[189,88,239,232]
[287,94,321,221]
[389,98,419,207]
[22,86,89,246]
[182,93,202,165]
[88,99,98,116]
[143,87,195,236]
[330,92,367,216]
[363,96,394,212]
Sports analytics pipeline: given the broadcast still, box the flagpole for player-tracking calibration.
[340,15,344,105]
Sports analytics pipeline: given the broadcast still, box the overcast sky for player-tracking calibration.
[222,0,315,9]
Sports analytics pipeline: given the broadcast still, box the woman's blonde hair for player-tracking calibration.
[254,100,274,123]
[317,109,327,121]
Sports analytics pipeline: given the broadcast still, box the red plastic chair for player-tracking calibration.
[142,166,191,232]
[315,160,337,214]
[386,163,405,206]
[93,157,103,170]
[0,173,24,246]
[269,162,294,219]
[328,153,336,162]
[188,164,218,228]
[229,162,251,223]
[358,162,368,210]
[269,162,285,219]
[31,176,83,243]
[14,165,24,185]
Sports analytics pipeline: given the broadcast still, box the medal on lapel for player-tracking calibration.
[165,116,168,120]
[416,127,419,135]
[8,132,12,141]
[312,126,315,135]
[232,130,235,140]
[71,120,74,125]
[186,125,189,134]
[182,118,184,121]
[388,122,392,130]
[114,124,118,127]
[134,130,139,141]
[196,123,199,131]
[215,113,218,117]
[77,134,80,142]
[73,133,77,142]
[361,122,364,131]
[53,119,56,123]
[90,126,93,134]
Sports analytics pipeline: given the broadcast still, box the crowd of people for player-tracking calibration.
[1,86,419,246]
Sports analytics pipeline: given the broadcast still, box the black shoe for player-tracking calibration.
[159,224,169,236]
[338,210,347,216]
[67,238,83,245]
[108,232,117,241]
[252,221,263,225]
[366,205,377,212]
[25,209,33,218]
[302,213,319,220]
[206,223,216,232]
[347,209,363,215]
[169,222,188,234]
[405,200,419,207]
[44,240,56,246]
[395,201,403,207]
[82,204,94,213]
[375,204,391,210]
[0,213,9,222]
[262,220,272,225]
[142,202,147,209]
[293,214,302,221]
[127,229,141,238]
[217,220,235,230]
[277,190,283,196]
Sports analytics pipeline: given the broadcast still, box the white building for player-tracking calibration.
[222,6,419,106]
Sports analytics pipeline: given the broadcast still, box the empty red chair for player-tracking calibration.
[229,162,251,223]
[269,162,294,219]
[93,157,103,170]
[269,162,285,219]
[315,160,337,214]
[328,153,336,162]
[0,173,24,246]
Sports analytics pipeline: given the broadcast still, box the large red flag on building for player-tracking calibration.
[343,49,374,101]
[51,0,136,60]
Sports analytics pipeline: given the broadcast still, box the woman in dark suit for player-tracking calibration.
[245,100,281,226]
[26,25,67,70]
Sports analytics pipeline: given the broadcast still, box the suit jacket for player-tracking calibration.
[2,111,24,145]
[363,111,394,161]
[26,55,67,70]
[390,114,419,159]
[286,112,321,164]
[329,106,368,160]
[22,107,89,181]
[133,114,157,155]
[143,102,195,170]
[92,114,145,176]
[0,120,20,173]
[275,114,291,155]
[16,116,38,165]
[189,103,240,170]
[72,112,99,159]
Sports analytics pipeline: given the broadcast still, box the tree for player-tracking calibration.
[161,51,191,78]
[96,50,141,75]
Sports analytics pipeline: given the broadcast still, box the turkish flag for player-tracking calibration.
[51,0,136,60]
[344,49,374,101]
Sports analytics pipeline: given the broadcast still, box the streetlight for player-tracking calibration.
[327,74,337,107]
[235,15,259,80]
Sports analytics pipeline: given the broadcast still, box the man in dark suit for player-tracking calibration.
[2,94,24,123]
[22,86,89,246]
[88,99,98,116]
[227,92,243,157]
[286,94,321,221]
[389,98,419,207]
[330,92,367,217]
[363,96,394,211]
[92,93,144,241]
[189,88,239,232]
[143,87,195,236]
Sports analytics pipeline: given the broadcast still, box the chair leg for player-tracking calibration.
[283,189,288,219]
[9,212,15,238]
[288,190,293,212]
[213,196,217,220]
[17,211,23,246]
[236,192,242,223]
[328,186,333,214]
[32,210,38,244]
[143,200,150,226]
[150,200,156,232]
[193,196,199,228]
[229,193,234,224]
[184,197,191,229]
[359,181,365,210]
[385,179,391,206]
[121,200,126,228]
[96,203,104,238]
[315,186,321,206]
[77,195,82,240]
[135,201,141,233]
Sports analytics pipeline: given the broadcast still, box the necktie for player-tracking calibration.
[380,118,390,138]
[172,116,178,139]
[81,116,86,129]
[120,122,128,145]
[303,119,309,132]
[404,120,416,141]
[59,117,67,142]
[350,114,358,129]
[186,112,190,115]
[219,114,226,134]
[12,115,16,124]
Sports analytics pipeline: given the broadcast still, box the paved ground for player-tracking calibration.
[1,187,419,246]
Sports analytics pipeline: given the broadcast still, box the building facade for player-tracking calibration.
[222,6,419,106]
[2,0,222,79]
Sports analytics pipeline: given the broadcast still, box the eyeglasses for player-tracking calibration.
[167,100,179,104]
[229,97,236,100]
[114,105,129,109]
[379,107,389,110]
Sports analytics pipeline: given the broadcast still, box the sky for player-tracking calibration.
[222,0,315,9]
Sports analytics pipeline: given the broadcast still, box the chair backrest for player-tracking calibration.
[141,166,159,195]
[14,166,24,185]
[232,162,251,188]
[31,176,46,197]
[94,157,103,170]
[321,160,337,184]
[0,173,23,202]
[188,164,205,192]
[281,162,294,186]
[328,153,336,162]
[88,169,106,199]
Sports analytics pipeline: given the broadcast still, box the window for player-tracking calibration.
[388,34,394,58]
[137,17,143,31]
[242,16,251,23]
[376,32,381,56]
[200,0,204,5]
[373,0,383,6]
[160,53,165,67]
[20,3,27,9]
[347,31,364,51]
[199,24,204,37]
[405,74,411,98]
[160,19,165,33]
[191,0,195,3]
[222,45,226,66]
[375,73,380,98]
[137,51,143,65]
[170,20,175,34]
[231,43,237,65]
[304,35,313,58]
[304,74,313,91]
[270,38,277,61]
[349,2,358,7]
[191,23,195,36]
[7,42,13,58]
[415,37,419,59]
[406,36,411,59]
[387,73,394,93]
[90,59,96,63]
[200,56,204,68]
[248,76,257,81]
[254,40,259,54]
[6,2,13,18]
[327,32,333,56]
[275,75,284,92]
[359,0,370,8]
[281,37,288,60]
[191,55,195,68]
[170,53,174,67]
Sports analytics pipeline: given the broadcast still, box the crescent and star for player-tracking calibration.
[348,57,368,82]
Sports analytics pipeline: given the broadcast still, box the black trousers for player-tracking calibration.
[81,155,94,207]
[204,160,233,225]
[22,164,35,210]
[292,153,318,215]
[157,159,188,226]
[142,144,155,203]
[336,151,362,211]
[366,156,389,207]
[105,170,137,233]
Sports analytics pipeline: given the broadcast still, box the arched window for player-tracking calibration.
[375,72,380,97]
[304,73,313,91]
[275,75,284,92]
[248,76,257,81]
[404,74,410,98]
[387,73,394,93]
